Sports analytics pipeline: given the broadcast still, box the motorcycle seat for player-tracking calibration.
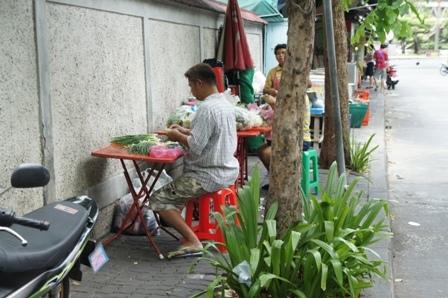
[0,199,90,273]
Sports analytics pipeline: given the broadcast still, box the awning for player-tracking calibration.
[216,0,285,22]
[167,0,267,24]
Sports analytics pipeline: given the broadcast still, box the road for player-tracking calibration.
[386,57,448,297]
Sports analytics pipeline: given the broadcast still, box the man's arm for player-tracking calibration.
[169,124,191,135]
[262,94,277,110]
[165,129,189,148]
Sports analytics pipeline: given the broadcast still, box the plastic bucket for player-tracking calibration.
[349,102,368,128]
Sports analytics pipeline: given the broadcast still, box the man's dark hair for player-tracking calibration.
[184,63,216,85]
[274,43,287,55]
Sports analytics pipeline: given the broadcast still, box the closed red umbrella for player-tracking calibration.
[222,0,254,71]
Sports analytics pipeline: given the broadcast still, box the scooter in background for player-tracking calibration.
[386,65,399,90]
[440,63,448,76]
[0,164,101,298]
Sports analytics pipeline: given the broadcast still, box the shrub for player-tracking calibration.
[350,134,379,174]
[197,163,391,298]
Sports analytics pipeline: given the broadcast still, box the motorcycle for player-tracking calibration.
[386,65,399,90]
[0,164,101,297]
[440,63,448,76]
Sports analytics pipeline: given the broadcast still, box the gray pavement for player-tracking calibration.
[386,58,448,298]
[72,85,394,297]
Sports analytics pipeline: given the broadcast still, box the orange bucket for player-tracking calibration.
[362,106,371,126]
[355,89,370,101]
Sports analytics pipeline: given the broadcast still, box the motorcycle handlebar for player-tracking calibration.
[0,208,50,230]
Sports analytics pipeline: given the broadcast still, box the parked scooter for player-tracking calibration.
[440,63,448,76]
[386,65,399,90]
[0,164,100,297]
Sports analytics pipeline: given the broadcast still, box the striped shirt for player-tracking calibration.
[184,93,239,192]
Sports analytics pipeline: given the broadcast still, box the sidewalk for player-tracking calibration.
[72,90,393,297]
[354,89,394,298]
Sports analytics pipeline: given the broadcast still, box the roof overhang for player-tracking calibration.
[166,0,268,24]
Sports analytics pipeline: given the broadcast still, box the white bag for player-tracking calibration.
[112,169,173,235]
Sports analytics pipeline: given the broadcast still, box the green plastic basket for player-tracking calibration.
[349,102,368,128]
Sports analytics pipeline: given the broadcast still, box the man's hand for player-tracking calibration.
[262,94,277,109]
[165,128,189,148]
[169,124,191,135]
[263,87,278,97]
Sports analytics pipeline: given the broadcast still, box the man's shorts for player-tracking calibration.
[375,68,387,80]
[149,175,207,212]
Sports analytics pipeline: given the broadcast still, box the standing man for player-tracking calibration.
[263,44,287,97]
[373,44,389,93]
[258,43,312,174]
[150,63,239,258]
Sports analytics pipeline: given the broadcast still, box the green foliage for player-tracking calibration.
[350,134,379,174]
[298,162,391,297]
[198,163,391,297]
[351,0,423,45]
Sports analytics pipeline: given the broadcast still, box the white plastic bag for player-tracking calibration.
[112,169,173,235]
[223,89,240,105]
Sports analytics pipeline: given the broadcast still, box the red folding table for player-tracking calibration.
[91,143,182,259]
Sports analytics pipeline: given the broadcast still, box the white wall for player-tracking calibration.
[0,0,264,234]
[0,0,43,212]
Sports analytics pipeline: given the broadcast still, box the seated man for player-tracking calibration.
[150,63,239,258]
[258,80,312,171]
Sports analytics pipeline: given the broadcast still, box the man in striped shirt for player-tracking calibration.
[150,63,239,258]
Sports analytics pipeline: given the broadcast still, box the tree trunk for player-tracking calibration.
[319,0,351,169]
[266,0,315,237]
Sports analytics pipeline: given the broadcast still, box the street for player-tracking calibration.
[386,57,448,297]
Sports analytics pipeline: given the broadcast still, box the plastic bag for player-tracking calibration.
[166,105,196,128]
[113,193,159,236]
[149,145,183,159]
[252,70,266,94]
[223,89,240,105]
[112,169,173,235]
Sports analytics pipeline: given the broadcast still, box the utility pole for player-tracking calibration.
[322,0,346,175]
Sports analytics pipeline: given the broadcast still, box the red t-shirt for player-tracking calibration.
[374,49,388,70]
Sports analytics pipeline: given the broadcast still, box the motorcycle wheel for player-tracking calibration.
[48,277,70,298]
[440,65,448,76]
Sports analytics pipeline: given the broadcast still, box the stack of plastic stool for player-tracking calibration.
[301,149,319,197]
[185,187,237,251]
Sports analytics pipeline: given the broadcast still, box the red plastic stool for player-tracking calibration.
[185,187,238,251]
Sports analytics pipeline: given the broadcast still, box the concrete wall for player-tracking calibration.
[0,0,264,236]
[0,0,43,212]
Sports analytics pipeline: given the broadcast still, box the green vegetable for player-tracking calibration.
[126,140,158,155]
[111,134,158,146]
[111,134,160,154]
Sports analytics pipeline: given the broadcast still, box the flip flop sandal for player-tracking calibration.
[167,246,203,259]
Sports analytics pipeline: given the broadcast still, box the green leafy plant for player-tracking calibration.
[349,0,423,45]
[197,163,391,298]
[297,162,391,297]
[350,134,379,174]
[194,168,306,298]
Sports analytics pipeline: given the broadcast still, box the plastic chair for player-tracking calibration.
[301,149,319,197]
[185,187,238,251]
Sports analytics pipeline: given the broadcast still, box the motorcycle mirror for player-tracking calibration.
[11,163,50,188]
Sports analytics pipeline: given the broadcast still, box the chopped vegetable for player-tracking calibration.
[111,134,158,146]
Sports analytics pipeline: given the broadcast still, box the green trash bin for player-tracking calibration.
[349,102,368,128]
